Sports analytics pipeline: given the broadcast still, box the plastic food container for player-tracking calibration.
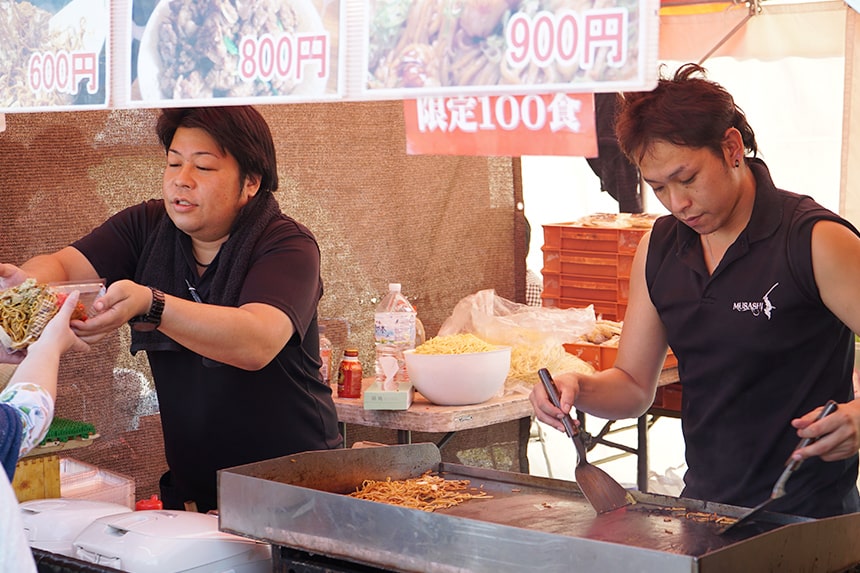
[60,458,135,509]
[0,279,106,352]
[50,279,106,319]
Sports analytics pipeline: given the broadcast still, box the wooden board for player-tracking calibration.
[13,454,61,502]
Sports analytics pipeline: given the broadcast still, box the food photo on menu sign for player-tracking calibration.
[0,0,108,111]
[366,0,655,97]
[131,0,338,104]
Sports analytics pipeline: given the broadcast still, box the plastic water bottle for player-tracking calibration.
[319,325,333,386]
[374,283,416,390]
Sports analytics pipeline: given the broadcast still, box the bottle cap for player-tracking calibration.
[135,495,163,511]
[389,283,401,291]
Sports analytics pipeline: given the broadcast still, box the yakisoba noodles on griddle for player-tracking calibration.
[0,279,60,352]
[348,470,492,512]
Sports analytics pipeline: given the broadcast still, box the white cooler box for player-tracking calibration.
[72,509,272,573]
[20,498,132,556]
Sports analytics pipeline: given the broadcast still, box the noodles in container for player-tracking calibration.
[0,279,104,352]
[404,334,511,406]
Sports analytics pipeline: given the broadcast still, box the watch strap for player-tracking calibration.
[130,287,165,331]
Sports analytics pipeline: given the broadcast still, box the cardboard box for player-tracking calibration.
[363,381,414,410]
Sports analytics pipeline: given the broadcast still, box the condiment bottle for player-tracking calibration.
[319,325,333,386]
[135,495,163,511]
[337,348,363,398]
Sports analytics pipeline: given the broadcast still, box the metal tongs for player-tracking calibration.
[721,399,838,534]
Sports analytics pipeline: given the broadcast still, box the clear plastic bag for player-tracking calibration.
[438,289,595,346]
[437,289,597,388]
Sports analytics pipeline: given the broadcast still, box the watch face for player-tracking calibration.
[131,320,158,332]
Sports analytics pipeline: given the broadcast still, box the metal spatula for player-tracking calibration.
[721,399,838,534]
[538,368,633,514]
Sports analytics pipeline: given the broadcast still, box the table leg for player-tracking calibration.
[518,417,531,473]
[637,414,648,492]
[397,429,412,444]
[338,422,347,448]
[436,432,456,450]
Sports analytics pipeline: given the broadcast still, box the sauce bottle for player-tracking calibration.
[337,348,363,398]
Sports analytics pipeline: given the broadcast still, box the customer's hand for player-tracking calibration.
[29,290,90,356]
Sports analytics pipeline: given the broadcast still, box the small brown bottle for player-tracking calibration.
[337,348,363,398]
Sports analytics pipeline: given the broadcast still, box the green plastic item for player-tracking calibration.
[39,417,96,445]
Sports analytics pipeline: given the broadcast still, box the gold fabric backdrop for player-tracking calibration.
[0,101,524,499]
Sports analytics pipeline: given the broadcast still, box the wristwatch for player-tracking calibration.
[129,287,165,332]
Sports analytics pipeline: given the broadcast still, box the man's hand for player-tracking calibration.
[791,400,860,463]
[72,280,153,343]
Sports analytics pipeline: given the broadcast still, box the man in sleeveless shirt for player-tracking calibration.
[531,64,860,518]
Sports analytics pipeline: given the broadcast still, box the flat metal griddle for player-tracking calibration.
[218,443,860,573]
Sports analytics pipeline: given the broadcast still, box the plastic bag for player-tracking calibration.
[438,289,595,346]
[437,289,597,388]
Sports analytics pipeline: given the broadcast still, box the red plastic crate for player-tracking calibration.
[618,228,649,253]
[542,272,561,296]
[542,249,562,273]
[617,278,630,303]
[543,220,651,255]
[618,253,634,278]
[653,383,682,412]
[559,276,618,302]
[558,251,620,278]
[563,342,677,372]
[542,223,621,253]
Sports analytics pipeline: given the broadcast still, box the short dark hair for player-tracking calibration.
[156,106,279,193]
[615,63,758,165]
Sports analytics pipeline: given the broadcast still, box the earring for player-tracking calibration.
[734,159,740,168]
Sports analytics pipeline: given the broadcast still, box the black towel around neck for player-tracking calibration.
[130,192,282,355]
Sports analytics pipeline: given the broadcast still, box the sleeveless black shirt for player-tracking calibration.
[645,159,859,517]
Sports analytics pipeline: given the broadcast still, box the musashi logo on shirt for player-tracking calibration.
[732,282,779,319]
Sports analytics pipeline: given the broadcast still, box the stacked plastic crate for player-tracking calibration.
[541,214,680,411]
[540,214,652,320]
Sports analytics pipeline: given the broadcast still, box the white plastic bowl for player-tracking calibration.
[404,347,512,406]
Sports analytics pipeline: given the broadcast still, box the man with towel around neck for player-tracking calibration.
[0,106,342,513]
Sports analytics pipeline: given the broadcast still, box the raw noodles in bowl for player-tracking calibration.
[405,334,511,406]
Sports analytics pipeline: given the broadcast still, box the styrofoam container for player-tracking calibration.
[60,458,135,509]
[73,510,272,573]
[19,498,132,556]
